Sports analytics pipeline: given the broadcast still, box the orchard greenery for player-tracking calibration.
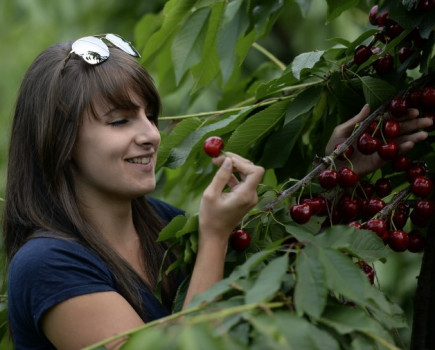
[4,0,435,349]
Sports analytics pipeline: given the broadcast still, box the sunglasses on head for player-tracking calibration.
[62,33,140,70]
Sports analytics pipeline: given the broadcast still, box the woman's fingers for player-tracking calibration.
[399,115,433,134]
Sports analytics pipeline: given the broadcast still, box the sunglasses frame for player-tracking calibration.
[62,33,141,71]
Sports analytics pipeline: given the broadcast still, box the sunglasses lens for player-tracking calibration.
[105,34,141,58]
[71,36,109,64]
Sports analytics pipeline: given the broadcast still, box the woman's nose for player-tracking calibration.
[135,111,161,147]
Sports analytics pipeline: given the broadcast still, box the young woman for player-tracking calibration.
[3,34,432,349]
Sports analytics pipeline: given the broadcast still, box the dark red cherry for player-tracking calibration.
[375,178,392,197]
[378,141,399,161]
[338,167,359,188]
[389,212,408,230]
[389,97,408,118]
[290,203,312,224]
[373,53,394,75]
[356,180,376,199]
[422,86,435,109]
[414,200,435,219]
[369,5,379,25]
[407,163,426,182]
[392,154,411,172]
[230,229,251,251]
[407,89,423,108]
[355,261,375,284]
[318,169,340,189]
[383,119,401,139]
[354,45,373,65]
[388,230,409,252]
[358,133,380,155]
[408,230,425,253]
[411,176,433,197]
[334,142,354,160]
[365,219,388,242]
[203,136,224,157]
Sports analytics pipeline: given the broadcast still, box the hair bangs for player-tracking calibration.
[84,48,161,123]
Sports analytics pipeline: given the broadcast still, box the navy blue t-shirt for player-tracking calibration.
[7,197,184,350]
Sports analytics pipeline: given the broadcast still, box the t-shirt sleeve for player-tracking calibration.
[146,196,185,224]
[7,237,116,338]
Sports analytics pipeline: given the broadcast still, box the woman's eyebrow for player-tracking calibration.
[102,104,140,117]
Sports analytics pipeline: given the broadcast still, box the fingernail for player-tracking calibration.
[222,157,232,169]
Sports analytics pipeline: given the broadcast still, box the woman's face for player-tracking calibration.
[71,92,161,203]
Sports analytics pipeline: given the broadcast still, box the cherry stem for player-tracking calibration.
[377,187,410,221]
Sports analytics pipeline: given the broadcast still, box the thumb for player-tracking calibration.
[206,157,233,196]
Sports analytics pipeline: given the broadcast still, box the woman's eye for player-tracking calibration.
[109,119,128,127]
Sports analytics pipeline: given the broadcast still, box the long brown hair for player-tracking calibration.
[2,41,177,319]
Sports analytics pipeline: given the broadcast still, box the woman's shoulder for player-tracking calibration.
[9,234,113,282]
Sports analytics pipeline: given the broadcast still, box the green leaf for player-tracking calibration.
[171,7,211,84]
[291,51,324,80]
[191,1,225,92]
[157,118,203,170]
[123,327,169,349]
[284,86,323,125]
[250,312,340,350]
[318,248,367,303]
[245,254,288,304]
[166,107,253,168]
[325,0,360,23]
[140,0,199,63]
[157,215,187,241]
[360,76,396,109]
[226,100,289,157]
[217,0,249,83]
[294,248,327,318]
[314,226,388,262]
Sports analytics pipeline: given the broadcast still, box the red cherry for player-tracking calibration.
[290,203,312,224]
[203,136,224,157]
[378,141,399,161]
[355,261,375,284]
[339,198,360,221]
[389,212,408,230]
[406,163,426,182]
[318,169,340,189]
[358,133,380,155]
[383,119,401,139]
[407,89,423,108]
[334,142,354,160]
[365,198,386,217]
[408,231,426,253]
[306,196,327,216]
[369,5,379,25]
[396,202,410,216]
[386,24,403,39]
[356,180,375,199]
[389,97,408,118]
[410,210,430,227]
[414,200,435,219]
[398,47,420,69]
[354,45,372,65]
[230,229,251,251]
[422,86,435,109]
[349,221,363,229]
[411,176,433,197]
[377,11,390,26]
[365,219,388,242]
[375,178,392,197]
[365,120,381,138]
[392,154,411,172]
[338,167,359,188]
[388,230,409,252]
[373,53,394,75]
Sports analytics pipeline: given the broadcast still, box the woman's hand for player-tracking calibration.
[199,153,265,242]
[183,153,264,308]
[325,104,433,176]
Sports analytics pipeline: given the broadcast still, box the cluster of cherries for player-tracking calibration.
[353,3,434,74]
[289,88,434,259]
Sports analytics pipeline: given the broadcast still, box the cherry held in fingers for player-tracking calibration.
[203,136,224,157]
[230,229,251,251]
